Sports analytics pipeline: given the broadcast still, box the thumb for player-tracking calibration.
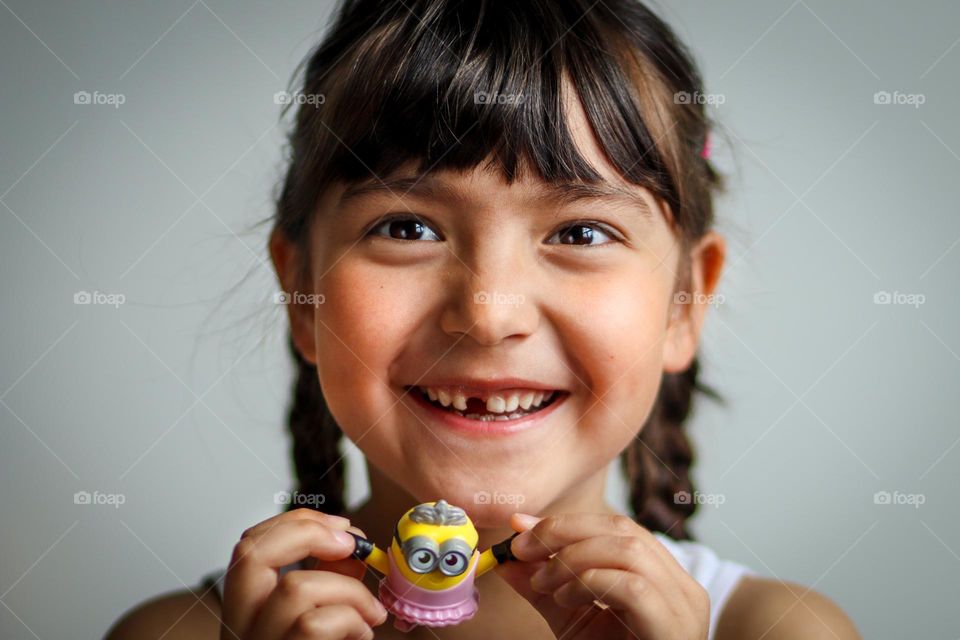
[307,524,369,581]
[494,513,582,636]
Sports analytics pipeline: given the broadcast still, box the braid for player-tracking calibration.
[284,334,347,517]
[623,356,720,541]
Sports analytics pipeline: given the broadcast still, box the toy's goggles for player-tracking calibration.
[393,524,476,576]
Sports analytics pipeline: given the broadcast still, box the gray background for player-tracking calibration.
[1,1,957,638]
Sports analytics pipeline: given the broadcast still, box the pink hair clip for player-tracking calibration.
[700,132,712,160]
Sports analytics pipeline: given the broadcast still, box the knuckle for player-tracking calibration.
[292,610,327,636]
[624,574,648,599]
[610,514,636,534]
[537,515,561,539]
[231,539,258,566]
[580,567,601,584]
[622,536,647,557]
[277,571,307,598]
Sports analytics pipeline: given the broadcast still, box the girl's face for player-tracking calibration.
[273,96,723,526]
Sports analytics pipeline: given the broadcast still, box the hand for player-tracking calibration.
[220,508,389,640]
[495,512,710,640]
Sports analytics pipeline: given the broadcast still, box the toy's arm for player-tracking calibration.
[348,533,390,576]
[476,532,521,577]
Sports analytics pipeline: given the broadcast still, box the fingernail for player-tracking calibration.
[513,512,543,529]
[333,528,356,548]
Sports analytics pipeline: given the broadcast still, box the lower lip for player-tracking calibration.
[403,388,568,437]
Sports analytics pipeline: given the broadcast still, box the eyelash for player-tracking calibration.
[364,214,623,247]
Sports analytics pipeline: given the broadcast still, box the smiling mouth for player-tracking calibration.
[404,385,567,422]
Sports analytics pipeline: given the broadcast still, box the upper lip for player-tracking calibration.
[405,377,569,395]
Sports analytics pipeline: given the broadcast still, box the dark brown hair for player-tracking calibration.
[272,0,724,540]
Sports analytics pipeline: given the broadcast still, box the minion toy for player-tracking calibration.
[348,499,519,632]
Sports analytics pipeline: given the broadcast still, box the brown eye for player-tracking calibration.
[368,216,442,241]
[548,222,616,246]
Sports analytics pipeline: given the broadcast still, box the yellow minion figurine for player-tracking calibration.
[349,499,518,632]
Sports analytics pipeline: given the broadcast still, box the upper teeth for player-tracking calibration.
[419,386,556,413]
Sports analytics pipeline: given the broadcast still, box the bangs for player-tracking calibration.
[293,0,678,200]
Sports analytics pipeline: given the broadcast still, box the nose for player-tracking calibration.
[439,253,539,346]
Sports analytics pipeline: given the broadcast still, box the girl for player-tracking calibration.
[108,0,861,638]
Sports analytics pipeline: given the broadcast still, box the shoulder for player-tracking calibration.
[105,586,221,640]
[715,575,861,640]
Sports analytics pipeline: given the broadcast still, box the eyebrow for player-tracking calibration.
[337,175,654,218]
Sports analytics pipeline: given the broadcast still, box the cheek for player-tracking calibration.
[311,259,429,436]
[560,266,672,429]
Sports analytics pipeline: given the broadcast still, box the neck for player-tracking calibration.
[347,463,623,551]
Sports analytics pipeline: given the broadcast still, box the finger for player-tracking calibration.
[283,604,374,640]
[223,519,358,634]
[241,508,352,541]
[552,568,677,639]
[249,570,387,637]
[308,525,371,580]
[527,535,686,610]
[510,512,677,570]
[305,557,368,581]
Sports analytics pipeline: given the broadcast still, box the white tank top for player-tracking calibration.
[200,533,757,640]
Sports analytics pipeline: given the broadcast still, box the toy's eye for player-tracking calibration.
[401,535,440,573]
[439,551,468,576]
[408,548,438,573]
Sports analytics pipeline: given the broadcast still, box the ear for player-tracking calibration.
[663,230,726,373]
[268,227,318,366]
